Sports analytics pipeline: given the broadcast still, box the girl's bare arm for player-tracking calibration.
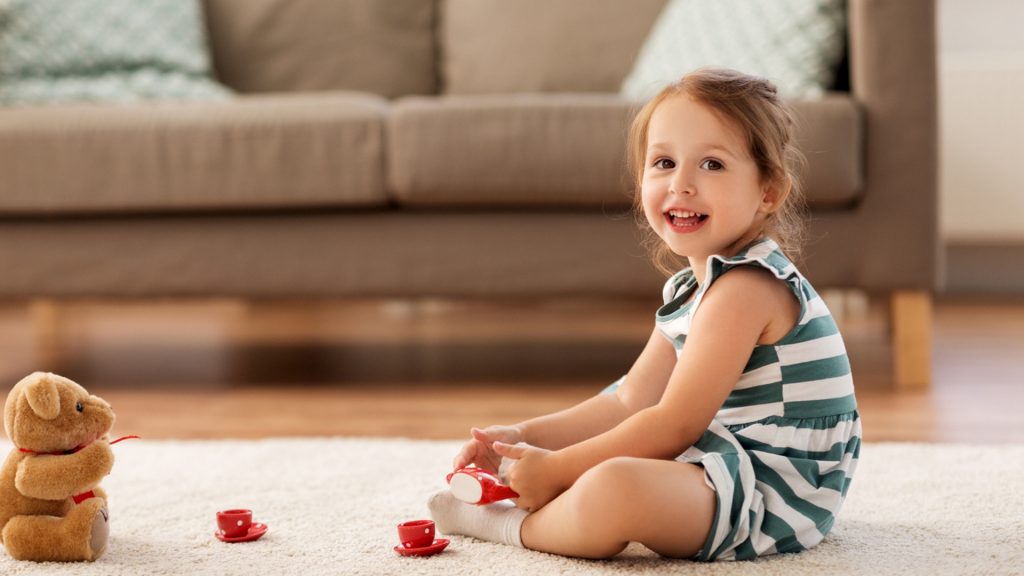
[517,325,678,450]
[455,322,676,470]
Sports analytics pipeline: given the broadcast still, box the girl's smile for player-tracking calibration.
[664,208,709,233]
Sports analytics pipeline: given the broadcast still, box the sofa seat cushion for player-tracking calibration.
[388,93,862,209]
[0,93,388,215]
[389,94,636,207]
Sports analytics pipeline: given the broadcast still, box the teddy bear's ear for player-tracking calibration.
[22,372,61,421]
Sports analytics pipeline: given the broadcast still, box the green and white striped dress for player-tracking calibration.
[622,237,861,561]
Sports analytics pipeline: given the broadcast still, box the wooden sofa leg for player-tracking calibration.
[890,290,933,390]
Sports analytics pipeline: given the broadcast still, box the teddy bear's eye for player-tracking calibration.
[75,402,83,413]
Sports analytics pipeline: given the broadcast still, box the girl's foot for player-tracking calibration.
[427,490,528,547]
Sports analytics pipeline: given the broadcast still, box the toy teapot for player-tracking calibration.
[446,467,519,505]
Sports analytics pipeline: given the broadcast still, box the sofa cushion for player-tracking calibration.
[389,94,636,207]
[0,93,388,215]
[388,94,862,209]
[203,0,436,98]
[621,0,847,101]
[0,0,229,104]
[441,0,667,94]
[0,71,231,106]
[793,94,864,209]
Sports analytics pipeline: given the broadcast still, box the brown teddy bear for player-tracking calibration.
[0,372,115,562]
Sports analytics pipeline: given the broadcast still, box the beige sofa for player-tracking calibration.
[0,0,938,386]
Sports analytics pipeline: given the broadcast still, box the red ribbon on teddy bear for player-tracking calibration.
[17,434,140,456]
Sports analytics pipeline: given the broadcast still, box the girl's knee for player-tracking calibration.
[577,457,647,493]
[569,457,648,524]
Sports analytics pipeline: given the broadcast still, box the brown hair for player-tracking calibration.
[626,67,807,276]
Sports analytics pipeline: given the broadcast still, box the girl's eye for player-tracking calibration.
[653,158,675,170]
[700,159,724,171]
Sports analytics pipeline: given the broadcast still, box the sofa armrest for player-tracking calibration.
[846,0,940,290]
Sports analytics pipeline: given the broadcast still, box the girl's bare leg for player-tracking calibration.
[520,457,716,559]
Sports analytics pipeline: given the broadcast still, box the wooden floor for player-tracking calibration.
[2,294,1022,444]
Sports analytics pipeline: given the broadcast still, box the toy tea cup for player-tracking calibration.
[393,519,449,557]
[217,509,252,538]
[397,519,435,549]
[446,466,519,505]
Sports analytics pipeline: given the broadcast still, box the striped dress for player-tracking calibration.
[610,237,861,561]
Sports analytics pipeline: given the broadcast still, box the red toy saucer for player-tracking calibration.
[393,538,449,557]
[215,522,268,543]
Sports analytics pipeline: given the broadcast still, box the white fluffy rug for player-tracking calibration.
[0,438,1021,575]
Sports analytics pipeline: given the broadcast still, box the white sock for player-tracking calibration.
[428,490,528,548]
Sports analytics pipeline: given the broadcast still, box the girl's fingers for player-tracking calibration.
[453,450,470,470]
[456,429,519,472]
[492,441,527,459]
[454,440,482,469]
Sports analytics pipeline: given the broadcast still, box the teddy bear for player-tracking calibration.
[0,372,115,562]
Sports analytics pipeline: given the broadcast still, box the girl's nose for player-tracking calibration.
[669,170,695,196]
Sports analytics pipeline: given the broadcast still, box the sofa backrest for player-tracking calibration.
[200,0,854,98]
[201,0,667,98]
[202,0,437,98]
[441,0,667,94]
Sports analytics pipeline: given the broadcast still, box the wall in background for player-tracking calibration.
[939,0,1024,242]
[938,0,1024,293]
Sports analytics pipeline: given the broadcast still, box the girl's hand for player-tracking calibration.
[492,441,568,512]
[453,425,523,474]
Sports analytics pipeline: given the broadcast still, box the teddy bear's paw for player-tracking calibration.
[86,506,109,561]
[60,498,109,561]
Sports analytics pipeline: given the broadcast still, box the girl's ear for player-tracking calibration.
[760,176,792,214]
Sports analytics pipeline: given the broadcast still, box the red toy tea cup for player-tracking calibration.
[397,519,435,549]
[446,467,519,505]
[217,509,253,539]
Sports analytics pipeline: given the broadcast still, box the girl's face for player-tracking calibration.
[641,95,777,261]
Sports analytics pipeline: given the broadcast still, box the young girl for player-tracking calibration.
[428,68,861,562]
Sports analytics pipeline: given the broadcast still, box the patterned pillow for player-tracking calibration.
[621,0,846,101]
[0,0,231,105]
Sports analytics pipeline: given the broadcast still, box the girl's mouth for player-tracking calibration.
[665,209,708,232]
